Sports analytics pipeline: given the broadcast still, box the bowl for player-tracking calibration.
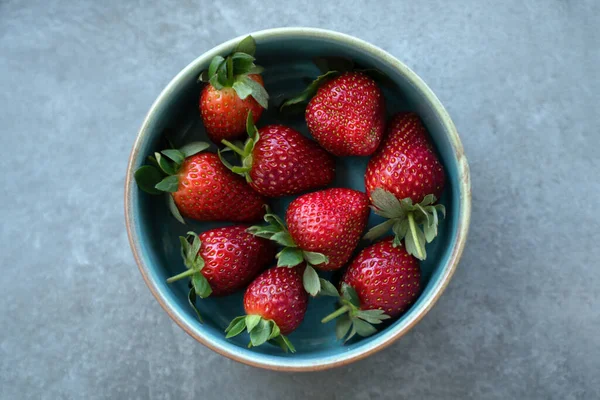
[124,27,471,371]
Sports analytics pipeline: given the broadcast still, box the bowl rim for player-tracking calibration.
[124,27,471,372]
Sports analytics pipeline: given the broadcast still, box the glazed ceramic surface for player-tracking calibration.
[125,28,471,371]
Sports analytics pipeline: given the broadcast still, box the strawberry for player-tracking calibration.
[198,35,269,144]
[364,113,446,260]
[304,72,386,156]
[225,266,308,352]
[248,188,370,296]
[321,238,421,341]
[219,112,335,197]
[166,227,275,320]
[134,142,266,223]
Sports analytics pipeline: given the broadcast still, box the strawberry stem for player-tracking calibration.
[407,211,424,259]
[321,305,351,323]
[221,140,246,157]
[166,268,200,283]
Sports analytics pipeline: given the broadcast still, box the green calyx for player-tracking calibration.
[218,111,259,183]
[166,232,212,323]
[225,314,295,353]
[133,141,210,224]
[279,70,339,112]
[247,207,333,297]
[364,188,446,261]
[321,283,391,342]
[198,35,269,109]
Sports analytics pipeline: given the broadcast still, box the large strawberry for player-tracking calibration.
[198,35,269,144]
[166,227,275,320]
[364,112,446,260]
[248,188,370,296]
[282,71,385,156]
[225,266,308,352]
[134,142,266,223]
[321,238,421,341]
[219,112,335,197]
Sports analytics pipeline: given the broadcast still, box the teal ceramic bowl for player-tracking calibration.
[125,28,471,371]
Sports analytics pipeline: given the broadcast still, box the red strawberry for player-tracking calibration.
[364,113,446,260]
[248,188,370,296]
[166,227,275,320]
[219,112,335,197]
[225,266,308,352]
[305,72,385,156]
[134,142,266,223]
[198,35,269,144]
[321,238,421,341]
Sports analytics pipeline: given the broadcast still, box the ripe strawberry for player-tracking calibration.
[321,238,421,341]
[225,266,308,352]
[134,142,266,223]
[364,113,446,260]
[248,188,370,296]
[198,35,269,144]
[166,227,275,320]
[219,112,335,197]
[305,72,386,156]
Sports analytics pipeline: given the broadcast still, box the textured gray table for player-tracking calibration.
[1,1,599,399]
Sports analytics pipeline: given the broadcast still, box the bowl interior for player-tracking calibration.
[129,30,463,368]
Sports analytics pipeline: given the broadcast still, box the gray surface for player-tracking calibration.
[1,0,599,398]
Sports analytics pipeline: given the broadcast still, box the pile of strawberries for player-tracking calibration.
[135,36,446,352]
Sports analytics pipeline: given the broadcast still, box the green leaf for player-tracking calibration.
[363,219,396,241]
[134,166,163,195]
[187,288,203,323]
[268,322,281,340]
[335,314,352,340]
[208,55,225,81]
[271,231,296,247]
[423,220,436,243]
[249,319,271,346]
[232,79,253,100]
[197,70,209,83]
[246,225,281,239]
[246,111,258,139]
[344,325,357,343]
[415,204,431,226]
[213,59,228,88]
[435,203,446,218]
[318,278,339,297]
[241,75,269,108]
[404,220,427,261]
[303,251,328,266]
[303,265,320,296]
[341,284,360,307]
[167,194,185,224]
[235,35,256,56]
[279,335,296,353]
[161,149,185,165]
[179,235,190,263]
[280,70,338,110]
[217,149,235,172]
[155,175,179,193]
[188,232,201,262]
[356,309,391,324]
[245,315,261,333]
[420,194,436,206]
[248,65,265,75]
[264,212,285,229]
[231,52,256,75]
[179,141,209,157]
[155,152,177,175]
[276,247,304,267]
[370,188,404,219]
[353,318,378,337]
[231,166,251,174]
[392,219,409,241]
[225,316,247,338]
[192,273,212,298]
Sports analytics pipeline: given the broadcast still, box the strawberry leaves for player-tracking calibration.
[200,35,269,108]
[321,283,390,342]
[218,111,259,183]
[365,188,446,260]
[225,314,295,353]
[280,70,339,111]
[247,207,331,296]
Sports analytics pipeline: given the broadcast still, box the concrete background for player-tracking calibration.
[1,0,599,399]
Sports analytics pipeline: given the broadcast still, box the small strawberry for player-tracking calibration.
[364,113,446,260]
[321,238,421,341]
[166,227,275,320]
[198,35,269,144]
[134,142,266,223]
[284,71,385,156]
[248,188,370,296]
[225,266,308,352]
[219,112,335,197]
